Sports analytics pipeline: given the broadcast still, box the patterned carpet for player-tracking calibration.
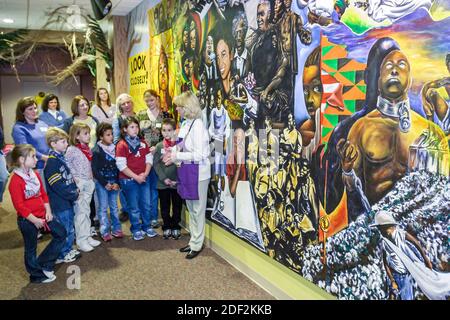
[0,189,274,300]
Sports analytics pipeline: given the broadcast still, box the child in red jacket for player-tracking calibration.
[8,144,66,284]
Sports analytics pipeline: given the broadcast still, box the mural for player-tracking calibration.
[139,0,450,300]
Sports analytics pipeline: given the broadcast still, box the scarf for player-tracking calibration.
[125,135,141,154]
[377,96,411,133]
[76,143,93,161]
[163,138,176,149]
[13,168,41,199]
[98,141,115,159]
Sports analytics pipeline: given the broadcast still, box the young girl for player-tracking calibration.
[66,123,101,252]
[116,116,157,240]
[8,144,66,283]
[92,123,123,241]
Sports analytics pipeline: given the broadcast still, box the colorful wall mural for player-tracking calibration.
[129,0,450,300]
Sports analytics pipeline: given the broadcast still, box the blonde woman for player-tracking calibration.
[163,91,211,259]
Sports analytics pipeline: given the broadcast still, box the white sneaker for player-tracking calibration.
[90,227,98,237]
[42,270,54,278]
[88,237,101,247]
[69,249,82,260]
[41,274,56,283]
[78,242,94,252]
[55,251,77,264]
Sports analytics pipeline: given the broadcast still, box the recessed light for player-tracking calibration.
[3,18,14,24]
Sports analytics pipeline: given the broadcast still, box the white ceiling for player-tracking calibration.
[0,0,144,31]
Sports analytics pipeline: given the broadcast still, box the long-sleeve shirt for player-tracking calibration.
[116,139,152,179]
[153,141,177,189]
[91,104,117,125]
[12,121,50,169]
[65,146,93,181]
[38,110,67,128]
[172,118,211,181]
[91,144,119,186]
[44,152,79,213]
[9,171,48,219]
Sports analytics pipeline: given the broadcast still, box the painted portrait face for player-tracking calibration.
[257,2,271,32]
[159,50,168,91]
[183,57,194,78]
[189,21,197,52]
[303,64,322,118]
[378,50,411,100]
[216,39,232,80]
[288,113,295,128]
[216,90,223,107]
[234,18,247,52]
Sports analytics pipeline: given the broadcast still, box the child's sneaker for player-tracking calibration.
[172,229,181,240]
[41,273,56,283]
[163,229,172,239]
[150,220,160,228]
[55,252,76,264]
[88,237,101,247]
[102,233,112,242]
[112,230,124,238]
[145,228,158,238]
[43,270,54,279]
[132,231,145,241]
[69,249,81,260]
[78,242,94,252]
[90,226,98,237]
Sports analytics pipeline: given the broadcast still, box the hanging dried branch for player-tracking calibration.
[50,54,96,86]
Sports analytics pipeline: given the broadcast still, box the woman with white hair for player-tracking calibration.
[163,91,211,259]
[112,93,136,222]
[112,93,136,144]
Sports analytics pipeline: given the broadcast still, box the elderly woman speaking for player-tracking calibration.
[163,91,211,259]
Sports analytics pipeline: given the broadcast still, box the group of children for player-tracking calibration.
[8,116,182,283]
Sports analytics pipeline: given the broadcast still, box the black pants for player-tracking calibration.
[158,188,182,231]
[17,217,66,283]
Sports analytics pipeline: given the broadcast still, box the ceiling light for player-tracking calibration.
[2,18,14,24]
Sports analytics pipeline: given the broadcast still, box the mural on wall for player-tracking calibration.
[138,0,450,300]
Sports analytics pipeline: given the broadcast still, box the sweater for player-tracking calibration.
[62,116,99,148]
[153,141,178,190]
[136,109,171,147]
[9,171,48,219]
[91,143,119,187]
[90,104,117,124]
[38,110,67,128]
[65,146,93,181]
[12,121,50,169]
[44,151,79,213]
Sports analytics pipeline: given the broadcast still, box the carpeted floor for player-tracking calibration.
[0,192,274,300]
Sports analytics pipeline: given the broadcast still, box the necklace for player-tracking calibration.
[377,96,411,133]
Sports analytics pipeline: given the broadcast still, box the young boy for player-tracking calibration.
[44,127,81,263]
[153,118,182,239]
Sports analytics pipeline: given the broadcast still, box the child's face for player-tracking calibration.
[21,152,37,169]
[78,129,91,145]
[101,129,114,145]
[161,124,174,140]
[124,122,139,137]
[52,138,68,154]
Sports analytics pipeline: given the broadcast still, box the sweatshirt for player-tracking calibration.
[153,141,178,190]
[9,171,48,219]
[92,143,119,187]
[11,121,50,169]
[44,151,79,213]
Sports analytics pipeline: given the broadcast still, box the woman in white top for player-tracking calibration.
[91,88,117,125]
[164,91,211,259]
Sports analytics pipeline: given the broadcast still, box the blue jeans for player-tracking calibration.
[53,208,75,259]
[119,177,151,234]
[119,190,128,213]
[393,272,414,300]
[149,168,159,222]
[0,153,9,203]
[17,217,66,283]
[95,181,121,236]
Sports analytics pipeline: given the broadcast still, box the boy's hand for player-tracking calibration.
[164,178,172,186]
[112,184,120,190]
